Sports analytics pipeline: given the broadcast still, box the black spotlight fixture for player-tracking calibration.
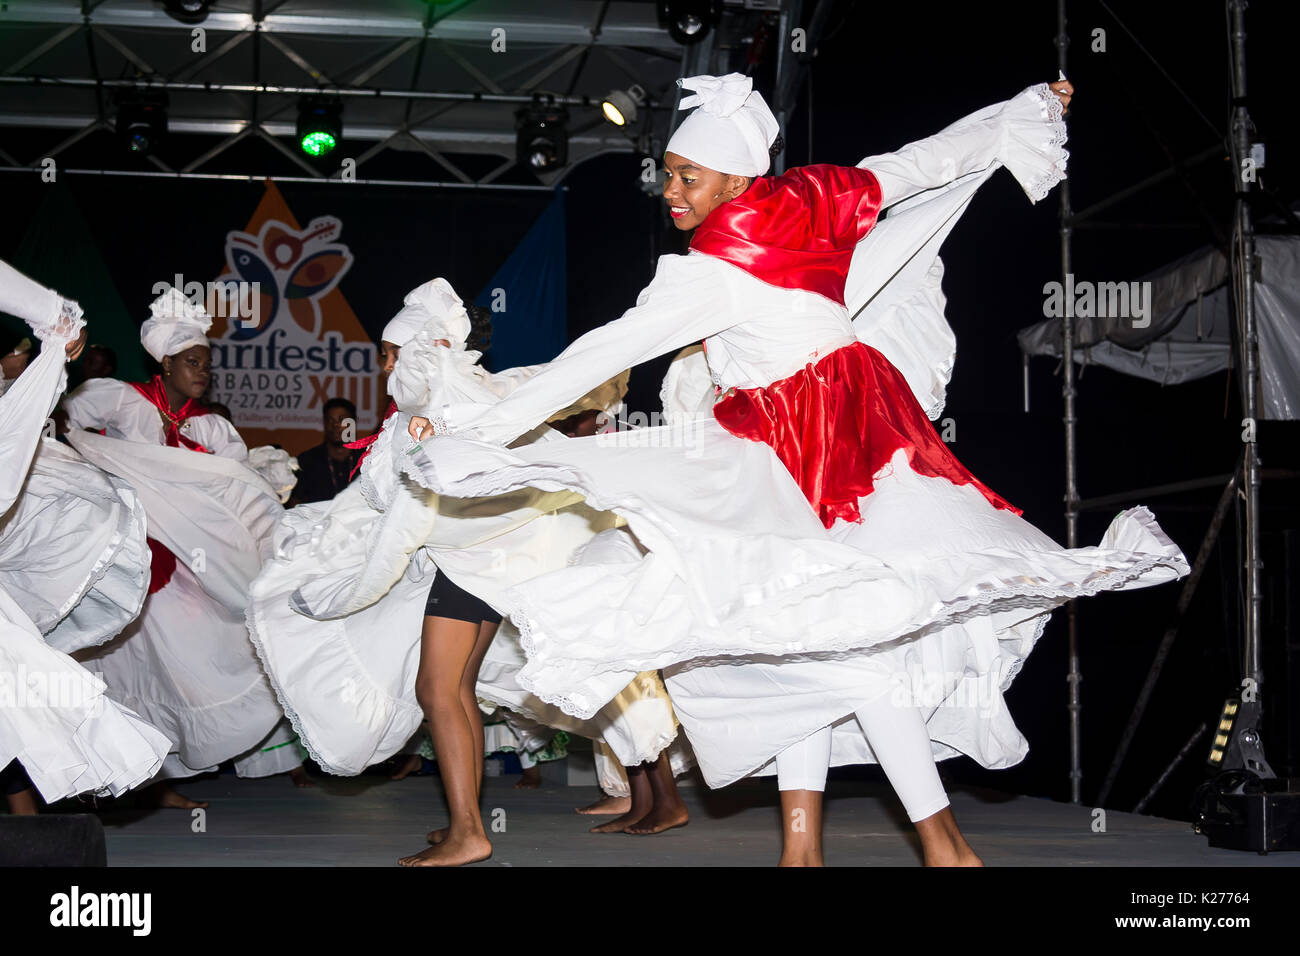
[115,89,169,156]
[296,95,343,158]
[658,0,722,46]
[161,0,213,25]
[515,95,569,175]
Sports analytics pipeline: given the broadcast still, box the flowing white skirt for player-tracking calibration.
[400,417,1188,788]
[0,587,170,802]
[0,439,149,654]
[248,441,687,776]
[65,429,294,777]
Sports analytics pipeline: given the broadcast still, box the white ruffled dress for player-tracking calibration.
[247,336,689,776]
[391,85,1191,788]
[0,269,171,801]
[63,380,301,779]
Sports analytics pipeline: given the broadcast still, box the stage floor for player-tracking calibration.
[92,768,1298,867]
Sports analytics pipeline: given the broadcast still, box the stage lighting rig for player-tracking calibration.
[161,0,213,25]
[516,95,569,174]
[601,86,645,128]
[297,95,343,158]
[658,1,723,45]
[115,89,169,156]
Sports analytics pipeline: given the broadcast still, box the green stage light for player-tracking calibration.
[300,130,337,157]
[297,96,342,158]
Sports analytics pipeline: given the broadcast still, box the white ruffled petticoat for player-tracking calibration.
[0,439,150,655]
[247,387,685,777]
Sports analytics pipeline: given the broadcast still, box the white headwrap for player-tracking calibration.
[665,73,780,177]
[247,445,299,504]
[140,287,212,362]
[381,277,472,350]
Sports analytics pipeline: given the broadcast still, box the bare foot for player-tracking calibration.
[625,802,689,835]
[426,826,448,845]
[144,783,209,810]
[514,766,541,790]
[589,808,650,834]
[923,840,984,867]
[778,852,825,867]
[399,832,492,867]
[390,754,423,781]
[289,766,316,788]
[575,794,631,815]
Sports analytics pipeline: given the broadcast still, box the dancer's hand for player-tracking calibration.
[1049,78,1073,115]
[64,328,87,361]
[409,415,434,441]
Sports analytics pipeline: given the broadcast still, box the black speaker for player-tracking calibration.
[1194,774,1300,853]
[0,814,107,866]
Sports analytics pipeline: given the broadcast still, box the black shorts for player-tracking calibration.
[425,572,502,625]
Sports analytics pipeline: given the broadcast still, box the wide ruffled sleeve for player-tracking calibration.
[846,83,1069,419]
[0,260,84,513]
[859,82,1068,208]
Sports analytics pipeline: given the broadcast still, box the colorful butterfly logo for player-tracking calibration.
[222,217,353,340]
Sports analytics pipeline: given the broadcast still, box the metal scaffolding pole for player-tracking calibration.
[1228,0,1263,701]
[1055,0,1082,806]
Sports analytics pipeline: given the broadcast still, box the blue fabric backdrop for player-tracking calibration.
[475,189,567,371]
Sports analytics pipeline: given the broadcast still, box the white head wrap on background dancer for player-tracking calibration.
[665,73,780,177]
[381,277,471,349]
[386,278,484,415]
[140,286,212,362]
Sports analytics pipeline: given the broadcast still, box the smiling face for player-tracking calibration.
[163,344,212,401]
[662,152,752,231]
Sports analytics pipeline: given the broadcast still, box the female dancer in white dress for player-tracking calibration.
[248,279,688,863]
[0,258,171,804]
[63,288,306,806]
[403,74,1189,865]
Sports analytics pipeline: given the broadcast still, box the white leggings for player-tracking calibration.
[774,693,950,823]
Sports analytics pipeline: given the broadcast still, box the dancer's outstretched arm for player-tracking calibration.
[860,79,1073,207]
[408,251,741,446]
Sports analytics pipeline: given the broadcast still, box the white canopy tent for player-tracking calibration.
[1018,234,1300,420]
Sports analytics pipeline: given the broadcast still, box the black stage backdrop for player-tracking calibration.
[2,0,1298,820]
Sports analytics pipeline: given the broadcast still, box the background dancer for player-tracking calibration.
[0,258,170,806]
[64,287,308,807]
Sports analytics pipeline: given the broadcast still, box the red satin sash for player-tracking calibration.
[712,342,1020,528]
[130,376,214,592]
[345,399,398,478]
[690,164,882,305]
[130,376,213,453]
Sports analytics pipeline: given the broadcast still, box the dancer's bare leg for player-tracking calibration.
[590,763,653,833]
[6,788,37,815]
[288,765,316,788]
[778,790,824,866]
[426,619,496,847]
[914,807,982,866]
[625,755,689,834]
[515,765,541,789]
[852,695,981,866]
[401,616,495,865]
[576,794,632,815]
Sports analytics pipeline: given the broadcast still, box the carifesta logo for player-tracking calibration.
[224,216,352,340]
